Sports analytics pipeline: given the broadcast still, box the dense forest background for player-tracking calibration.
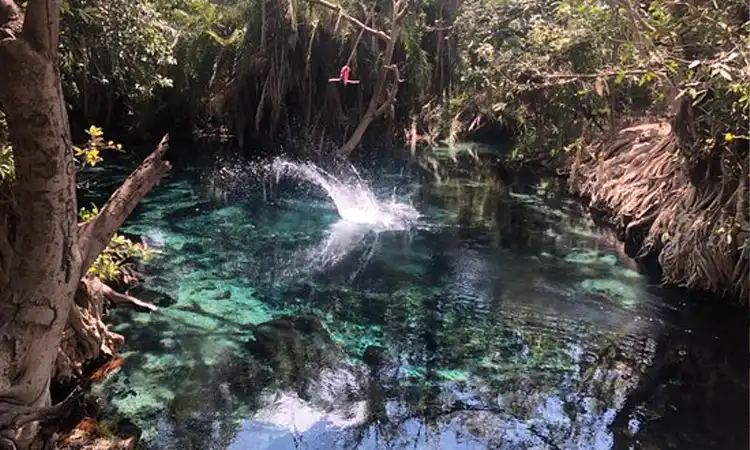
[0,0,744,154]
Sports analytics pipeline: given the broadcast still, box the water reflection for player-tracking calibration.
[90,165,747,450]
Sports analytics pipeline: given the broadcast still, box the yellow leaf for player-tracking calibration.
[85,149,101,166]
[724,133,734,142]
[86,125,103,137]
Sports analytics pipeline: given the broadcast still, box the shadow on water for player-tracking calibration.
[84,159,748,450]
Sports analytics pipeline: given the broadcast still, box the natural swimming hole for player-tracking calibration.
[81,157,747,450]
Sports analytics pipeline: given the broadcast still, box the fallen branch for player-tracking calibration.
[511,69,660,92]
[78,134,171,275]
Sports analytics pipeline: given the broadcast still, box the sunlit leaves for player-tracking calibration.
[438,0,749,172]
[0,113,12,180]
[80,208,154,281]
[72,125,124,168]
[0,144,13,181]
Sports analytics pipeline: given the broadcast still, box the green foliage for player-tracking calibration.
[75,127,152,282]
[428,0,749,169]
[60,0,178,127]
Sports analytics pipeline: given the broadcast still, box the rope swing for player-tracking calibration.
[328,7,371,86]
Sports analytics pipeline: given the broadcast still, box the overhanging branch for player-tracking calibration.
[307,0,391,43]
[101,282,157,312]
[78,134,171,275]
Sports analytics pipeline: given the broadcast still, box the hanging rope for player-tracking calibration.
[329,4,375,86]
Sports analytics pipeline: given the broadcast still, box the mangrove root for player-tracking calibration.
[568,120,749,300]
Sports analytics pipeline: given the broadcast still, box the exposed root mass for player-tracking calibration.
[568,121,749,301]
[56,276,157,383]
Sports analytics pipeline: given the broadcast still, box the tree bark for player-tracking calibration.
[0,2,81,448]
[0,1,171,447]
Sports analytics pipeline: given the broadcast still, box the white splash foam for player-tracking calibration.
[270,158,420,230]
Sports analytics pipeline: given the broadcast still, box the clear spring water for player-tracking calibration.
[82,157,748,450]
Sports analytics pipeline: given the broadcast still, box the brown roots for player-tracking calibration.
[56,277,157,383]
[568,121,749,301]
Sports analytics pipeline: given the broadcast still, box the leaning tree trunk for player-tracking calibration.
[0,1,172,448]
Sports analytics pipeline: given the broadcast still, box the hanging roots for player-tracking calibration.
[569,121,749,301]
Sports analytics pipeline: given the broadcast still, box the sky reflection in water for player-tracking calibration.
[87,162,745,450]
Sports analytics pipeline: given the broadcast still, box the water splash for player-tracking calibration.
[270,158,420,230]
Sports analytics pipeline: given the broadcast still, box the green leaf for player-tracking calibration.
[614,69,625,85]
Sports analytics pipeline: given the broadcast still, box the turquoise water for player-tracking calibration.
[84,161,747,450]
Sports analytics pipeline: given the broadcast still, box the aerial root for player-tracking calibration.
[569,120,749,300]
[55,276,156,383]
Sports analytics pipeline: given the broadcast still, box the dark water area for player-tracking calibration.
[81,156,748,450]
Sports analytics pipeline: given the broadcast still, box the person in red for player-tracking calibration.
[329,65,360,85]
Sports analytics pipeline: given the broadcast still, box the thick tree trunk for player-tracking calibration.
[0,2,171,447]
[0,1,82,448]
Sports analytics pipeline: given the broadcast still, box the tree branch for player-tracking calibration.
[101,282,157,313]
[307,0,391,43]
[374,65,402,116]
[337,0,404,156]
[0,0,22,44]
[21,0,61,55]
[78,135,171,275]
